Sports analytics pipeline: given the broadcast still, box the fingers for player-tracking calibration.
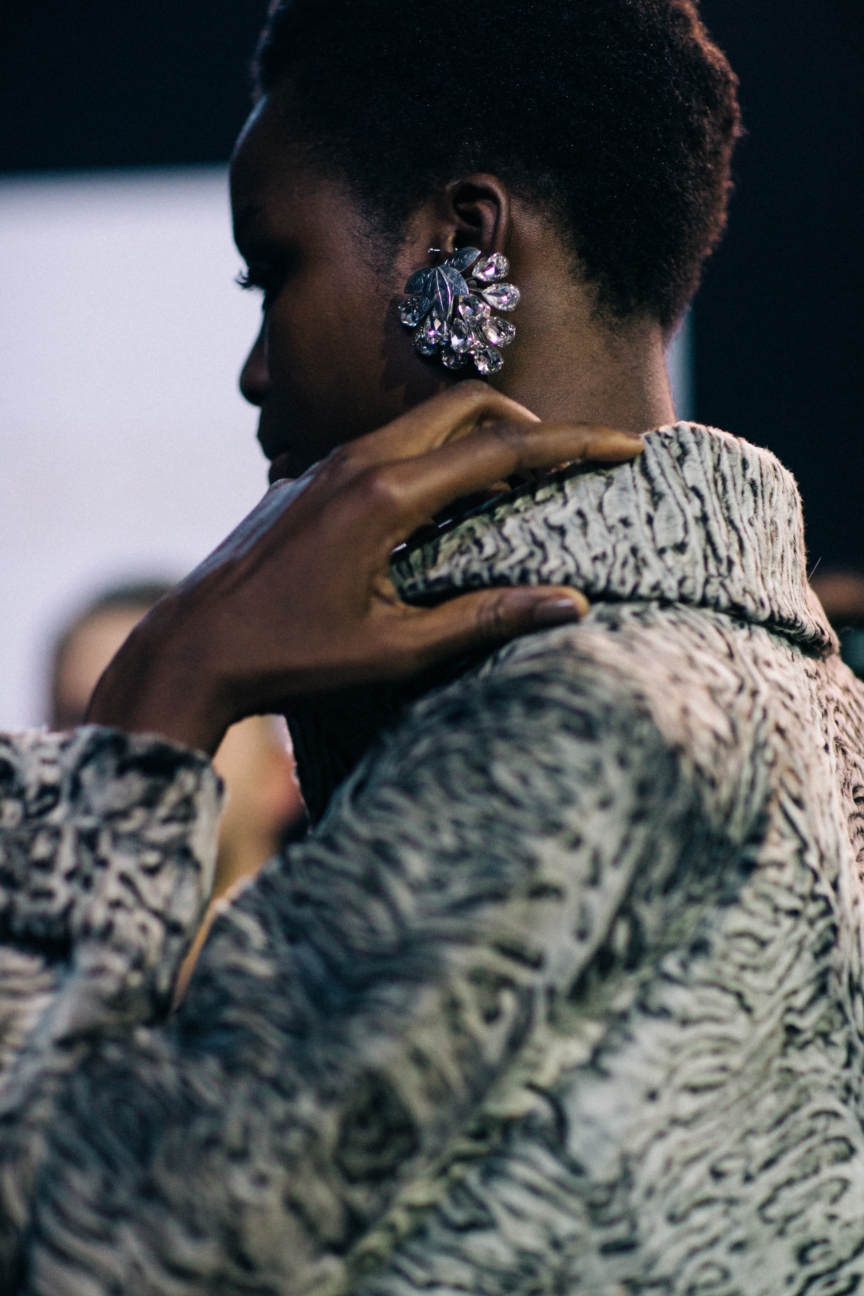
[352,419,643,544]
[392,584,591,670]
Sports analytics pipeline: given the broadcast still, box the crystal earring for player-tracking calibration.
[400,247,520,376]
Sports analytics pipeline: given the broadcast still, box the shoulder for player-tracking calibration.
[454,600,779,839]
[306,600,762,878]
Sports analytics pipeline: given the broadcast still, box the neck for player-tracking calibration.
[214,834,274,897]
[498,205,677,433]
[502,317,676,434]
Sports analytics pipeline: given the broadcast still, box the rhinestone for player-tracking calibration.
[458,294,491,322]
[481,282,520,312]
[399,296,424,328]
[472,345,504,376]
[442,349,470,369]
[449,316,473,353]
[482,316,516,348]
[415,315,448,355]
[471,253,509,283]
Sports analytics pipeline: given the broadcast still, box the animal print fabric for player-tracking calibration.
[0,424,863,1296]
[394,422,834,652]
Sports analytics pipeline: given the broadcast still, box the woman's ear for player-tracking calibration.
[440,173,512,257]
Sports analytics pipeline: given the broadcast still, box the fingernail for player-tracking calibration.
[531,596,587,626]
[606,430,644,447]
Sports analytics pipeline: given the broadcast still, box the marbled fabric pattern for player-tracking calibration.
[0,424,862,1295]
[395,422,834,651]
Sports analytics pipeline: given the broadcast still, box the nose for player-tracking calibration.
[239,324,270,407]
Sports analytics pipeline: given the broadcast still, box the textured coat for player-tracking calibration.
[1,423,863,1296]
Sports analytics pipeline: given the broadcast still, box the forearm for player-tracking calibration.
[0,726,220,1037]
[6,652,689,1295]
[85,599,234,756]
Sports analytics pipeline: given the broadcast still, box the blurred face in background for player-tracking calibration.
[50,598,304,900]
[810,569,864,680]
[52,605,147,730]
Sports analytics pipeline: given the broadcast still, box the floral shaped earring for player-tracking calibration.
[400,247,520,375]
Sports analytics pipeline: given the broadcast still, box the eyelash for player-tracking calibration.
[236,264,282,309]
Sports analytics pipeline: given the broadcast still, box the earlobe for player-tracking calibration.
[397,174,519,377]
[400,195,521,377]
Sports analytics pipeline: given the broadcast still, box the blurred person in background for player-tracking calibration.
[1,2,864,1293]
[50,582,175,730]
[811,568,864,679]
[49,579,304,921]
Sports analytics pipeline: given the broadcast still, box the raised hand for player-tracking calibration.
[87,383,642,754]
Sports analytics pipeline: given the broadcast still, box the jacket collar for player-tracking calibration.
[392,422,835,655]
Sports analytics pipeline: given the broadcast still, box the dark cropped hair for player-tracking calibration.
[255,0,741,328]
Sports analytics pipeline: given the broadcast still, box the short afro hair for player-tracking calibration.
[255,0,741,328]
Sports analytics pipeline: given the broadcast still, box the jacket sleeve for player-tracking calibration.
[0,725,220,1031]
[0,725,221,1287]
[0,645,729,1296]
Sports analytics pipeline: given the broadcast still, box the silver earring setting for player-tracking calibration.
[400,247,520,375]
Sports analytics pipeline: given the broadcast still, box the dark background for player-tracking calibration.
[3,0,862,570]
[696,0,863,574]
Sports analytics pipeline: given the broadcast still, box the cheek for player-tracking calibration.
[271,267,390,414]
[266,264,451,450]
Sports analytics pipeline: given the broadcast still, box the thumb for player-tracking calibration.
[405,584,590,665]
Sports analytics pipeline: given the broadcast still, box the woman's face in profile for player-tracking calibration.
[230,96,451,479]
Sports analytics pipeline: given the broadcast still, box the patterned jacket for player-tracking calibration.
[1,423,863,1296]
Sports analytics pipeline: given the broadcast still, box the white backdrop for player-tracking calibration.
[0,167,693,728]
[0,167,266,728]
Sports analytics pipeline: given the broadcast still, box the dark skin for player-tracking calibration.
[88,89,664,754]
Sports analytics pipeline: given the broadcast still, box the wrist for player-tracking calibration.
[85,626,232,756]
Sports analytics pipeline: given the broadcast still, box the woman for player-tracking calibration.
[2,2,864,1293]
